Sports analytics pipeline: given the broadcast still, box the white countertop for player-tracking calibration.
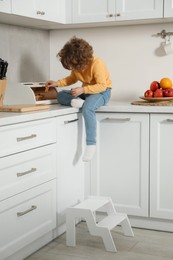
[0,104,79,126]
[1,101,173,126]
[97,101,173,113]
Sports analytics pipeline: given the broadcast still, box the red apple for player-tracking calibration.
[163,88,173,97]
[154,88,163,97]
[144,89,154,97]
[150,81,160,91]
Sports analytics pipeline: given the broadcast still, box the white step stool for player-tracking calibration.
[66,196,134,252]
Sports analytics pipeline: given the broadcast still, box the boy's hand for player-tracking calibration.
[45,80,58,92]
[71,87,84,97]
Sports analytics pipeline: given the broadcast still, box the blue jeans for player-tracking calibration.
[57,88,111,145]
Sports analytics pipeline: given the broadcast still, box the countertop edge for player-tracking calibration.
[1,101,173,126]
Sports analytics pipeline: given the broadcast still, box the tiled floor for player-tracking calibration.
[26,222,173,260]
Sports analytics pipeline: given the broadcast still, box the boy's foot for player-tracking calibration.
[83,145,96,162]
[71,98,84,108]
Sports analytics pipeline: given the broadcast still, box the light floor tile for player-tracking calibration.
[26,222,173,260]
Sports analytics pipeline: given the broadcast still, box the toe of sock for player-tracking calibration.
[82,145,96,162]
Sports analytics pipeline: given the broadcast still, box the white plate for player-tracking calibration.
[140,96,173,102]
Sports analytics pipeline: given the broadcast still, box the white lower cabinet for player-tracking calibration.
[90,112,173,231]
[0,117,57,260]
[91,113,149,217]
[0,180,56,260]
[0,112,85,259]
[150,114,173,220]
[0,144,56,201]
[55,113,84,236]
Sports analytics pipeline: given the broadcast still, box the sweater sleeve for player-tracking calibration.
[57,71,78,87]
[83,60,112,94]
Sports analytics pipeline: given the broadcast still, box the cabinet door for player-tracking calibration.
[0,180,56,259]
[116,0,163,20]
[164,0,173,17]
[0,118,56,157]
[56,113,84,233]
[11,0,36,18]
[0,144,56,201]
[0,0,11,13]
[72,0,115,23]
[11,0,61,22]
[91,113,149,217]
[150,114,173,220]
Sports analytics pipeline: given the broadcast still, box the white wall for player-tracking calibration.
[0,24,50,104]
[50,23,173,101]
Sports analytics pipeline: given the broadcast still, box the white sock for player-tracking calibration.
[82,145,96,162]
[71,98,84,108]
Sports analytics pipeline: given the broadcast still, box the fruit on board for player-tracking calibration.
[144,90,154,97]
[160,78,172,89]
[163,88,173,97]
[154,88,163,97]
[150,81,160,91]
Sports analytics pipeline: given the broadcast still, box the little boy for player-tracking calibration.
[46,36,112,161]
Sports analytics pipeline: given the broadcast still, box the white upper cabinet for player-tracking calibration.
[72,0,163,23]
[72,0,115,23]
[164,0,173,17]
[11,0,63,23]
[0,0,11,13]
[115,0,163,20]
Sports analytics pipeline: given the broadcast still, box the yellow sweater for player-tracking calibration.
[57,56,112,94]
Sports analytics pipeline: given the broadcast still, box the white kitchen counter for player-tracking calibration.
[0,104,79,126]
[1,101,173,126]
[98,101,173,113]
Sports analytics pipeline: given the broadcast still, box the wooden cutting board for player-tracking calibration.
[0,104,49,112]
[131,100,173,106]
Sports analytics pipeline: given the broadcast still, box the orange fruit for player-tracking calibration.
[160,78,172,89]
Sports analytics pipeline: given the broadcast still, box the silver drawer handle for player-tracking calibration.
[167,119,173,122]
[17,205,37,217]
[64,119,78,124]
[17,167,37,177]
[17,134,37,142]
[103,118,131,122]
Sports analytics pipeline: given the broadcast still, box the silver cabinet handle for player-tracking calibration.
[17,167,37,177]
[115,13,121,17]
[37,11,45,15]
[17,134,37,142]
[64,119,78,124]
[103,118,131,122]
[107,14,114,17]
[17,205,37,217]
[167,119,173,122]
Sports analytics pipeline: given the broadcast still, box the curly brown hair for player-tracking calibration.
[57,36,93,70]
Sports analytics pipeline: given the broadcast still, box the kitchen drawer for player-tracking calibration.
[0,180,56,259]
[0,144,56,201]
[0,118,56,157]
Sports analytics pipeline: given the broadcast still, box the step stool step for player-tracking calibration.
[97,214,126,230]
[74,197,110,212]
